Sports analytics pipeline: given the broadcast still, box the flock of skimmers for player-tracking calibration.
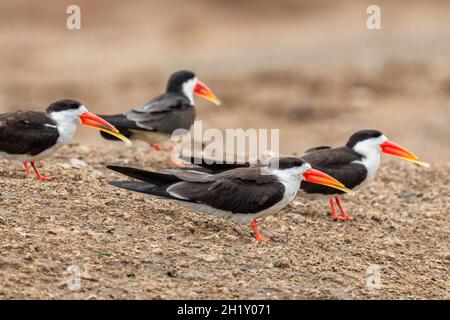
[0,70,430,241]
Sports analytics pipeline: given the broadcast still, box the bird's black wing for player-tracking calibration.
[166,168,285,214]
[97,114,141,141]
[107,165,181,184]
[0,111,59,156]
[124,93,196,133]
[304,146,331,153]
[108,166,285,214]
[301,147,367,192]
[178,156,252,174]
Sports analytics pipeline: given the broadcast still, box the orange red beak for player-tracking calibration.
[194,80,221,105]
[79,112,131,144]
[303,168,353,194]
[381,141,429,168]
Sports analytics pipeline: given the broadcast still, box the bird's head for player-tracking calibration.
[268,157,352,193]
[166,70,221,106]
[346,129,429,167]
[45,99,130,143]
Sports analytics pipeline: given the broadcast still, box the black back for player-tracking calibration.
[169,168,285,214]
[108,165,285,214]
[301,147,367,194]
[179,156,251,174]
[0,111,59,156]
[123,93,195,133]
[98,71,197,139]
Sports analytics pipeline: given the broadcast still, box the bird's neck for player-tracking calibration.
[181,89,195,106]
[354,148,382,183]
[266,167,302,197]
[49,113,79,144]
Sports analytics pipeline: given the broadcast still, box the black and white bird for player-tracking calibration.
[298,129,429,220]
[0,99,130,180]
[176,130,429,221]
[107,157,351,241]
[98,70,220,151]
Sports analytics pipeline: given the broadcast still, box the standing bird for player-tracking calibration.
[107,157,351,242]
[0,99,130,180]
[299,129,429,220]
[176,130,429,221]
[98,70,220,152]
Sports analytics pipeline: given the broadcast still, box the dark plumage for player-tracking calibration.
[301,147,366,194]
[108,165,284,214]
[175,129,428,222]
[0,99,129,181]
[98,70,220,146]
[100,94,195,141]
[107,157,352,240]
[178,155,252,173]
[45,99,83,113]
[345,129,383,148]
[0,111,59,156]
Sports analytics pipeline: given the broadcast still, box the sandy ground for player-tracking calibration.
[0,144,449,299]
[0,0,449,299]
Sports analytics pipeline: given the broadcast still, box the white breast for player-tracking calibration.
[350,135,386,190]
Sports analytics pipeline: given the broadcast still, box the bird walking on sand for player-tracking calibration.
[107,157,352,241]
[0,99,130,180]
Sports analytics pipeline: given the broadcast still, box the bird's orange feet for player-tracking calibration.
[36,174,52,181]
[251,220,270,242]
[30,162,51,181]
[335,196,353,220]
[329,198,345,221]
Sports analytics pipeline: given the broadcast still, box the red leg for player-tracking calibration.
[23,162,30,174]
[329,198,344,221]
[250,220,270,242]
[335,196,353,220]
[30,162,51,181]
[150,143,161,152]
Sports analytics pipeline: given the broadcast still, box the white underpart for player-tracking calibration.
[182,77,197,105]
[168,163,309,224]
[0,105,86,162]
[50,105,87,145]
[351,134,388,190]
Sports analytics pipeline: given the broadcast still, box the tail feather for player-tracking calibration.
[107,165,180,185]
[108,181,178,200]
[98,114,140,141]
[180,156,250,173]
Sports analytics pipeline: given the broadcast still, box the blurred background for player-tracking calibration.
[0,0,449,162]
